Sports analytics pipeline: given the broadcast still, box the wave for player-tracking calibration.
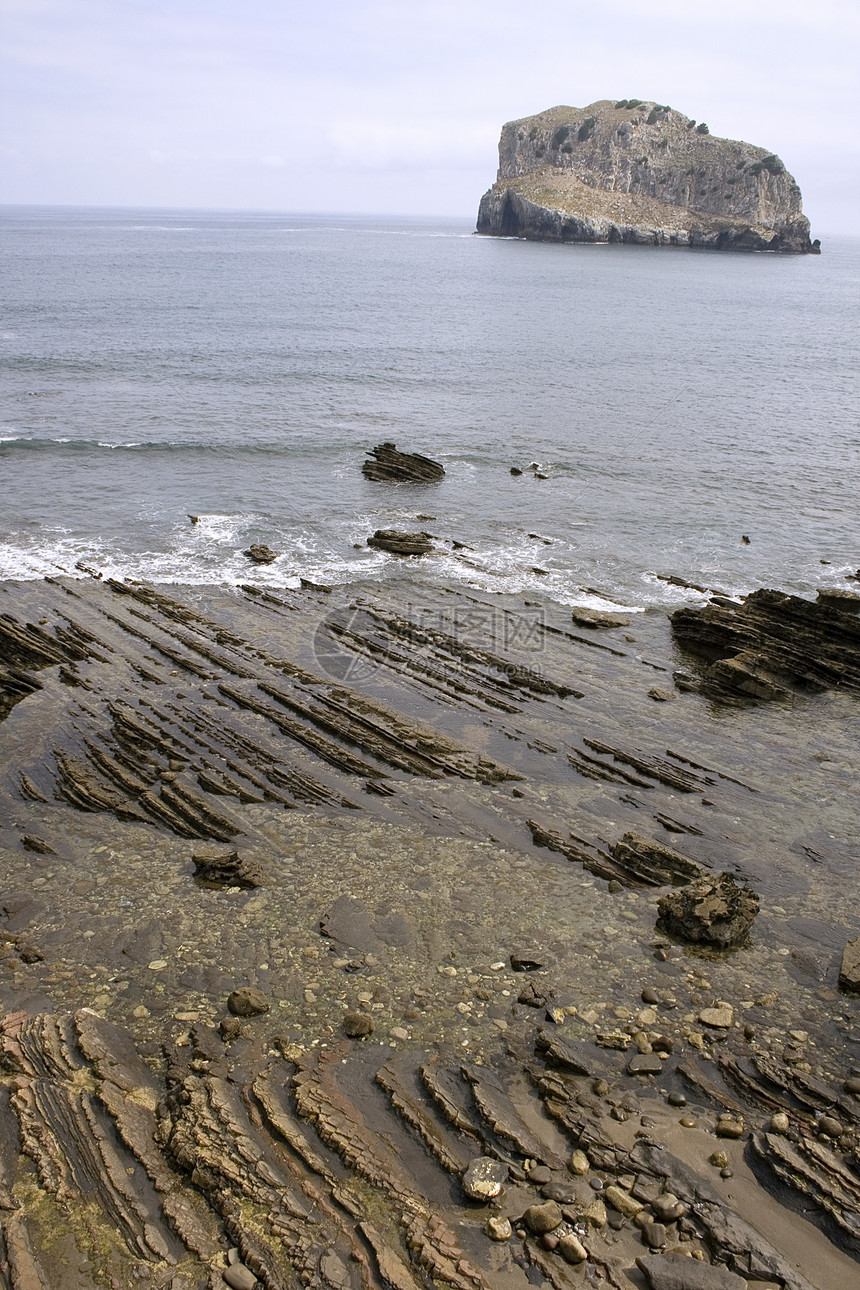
[0,435,336,456]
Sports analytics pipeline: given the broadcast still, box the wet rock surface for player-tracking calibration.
[0,574,857,1288]
[361,442,446,483]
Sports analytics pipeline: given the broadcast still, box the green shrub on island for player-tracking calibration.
[687,120,696,129]
[578,116,596,141]
[697,122,710,134]
[551,125,570,148]
[647,108,660,124]
[529,126,539,140]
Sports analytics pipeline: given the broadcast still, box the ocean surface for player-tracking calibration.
[2,206,858,613]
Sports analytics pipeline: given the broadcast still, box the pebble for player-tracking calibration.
[390,1027,409,1041]
[603,1185,642,1218]
[709,1151,729,1168]
[223,1264,257,1290]
[641,986,660,1005]
[227,987,269,1017]
[627,1054,662,1076]
[568,1150,590,1176]
[715,1117,745,1139]
[523,1201,563,1235]
[667,1091,686,1107]
[769,1112,790,1133]
[679,1115,697,1129]
[527,1164,552,1185]
[651,1193,686,1223]
[588,1176,604,1191]
[342,1012,373,1039]
[640,1220,667,1249]
[844,1077,860,1096]
[462,1157,507,1200]
[575,1196,602,1227]
[558,1233,588,1264]
[818,1115,843,1138]
[699,1005,733,1029]
[485,1216,512,1241]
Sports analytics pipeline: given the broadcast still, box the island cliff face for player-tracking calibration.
[477,101,819,252]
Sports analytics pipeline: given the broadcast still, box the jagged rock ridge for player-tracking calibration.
[477,100,818,253]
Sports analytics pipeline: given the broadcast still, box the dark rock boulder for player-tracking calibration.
[361,442,445,483]
[367,530,434,557]
[657,872,759,948]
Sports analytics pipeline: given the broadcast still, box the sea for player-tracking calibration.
[2,205,858,614]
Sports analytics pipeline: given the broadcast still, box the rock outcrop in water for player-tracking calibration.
[477,101,818,253]
[362,443,446,483]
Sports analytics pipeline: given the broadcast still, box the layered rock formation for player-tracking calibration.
[477,100,818,252]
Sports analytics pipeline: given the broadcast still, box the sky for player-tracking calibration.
[1,0,858,234]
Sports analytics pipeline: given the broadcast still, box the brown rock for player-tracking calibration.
[226,987,270,1017]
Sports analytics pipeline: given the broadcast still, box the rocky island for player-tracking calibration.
[477,100,818,252]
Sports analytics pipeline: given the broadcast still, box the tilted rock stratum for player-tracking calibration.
[477,100,819,252]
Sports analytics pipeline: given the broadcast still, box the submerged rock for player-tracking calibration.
[477,101,816,253]
[367,530,434,557]
[657,872,759,947]
[191,847,264,889]
[361,442,445,482]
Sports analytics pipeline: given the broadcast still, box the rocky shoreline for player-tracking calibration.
[0,573,858,1289]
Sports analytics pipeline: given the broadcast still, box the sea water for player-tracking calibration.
[2,206,858,612]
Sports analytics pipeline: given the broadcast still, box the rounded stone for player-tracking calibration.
[769,1112,790,1133]
[463,1156,507,1200]
[342,1011,374,1039]
[667,1091,686,1107]
[558,1233,588,1264]
[843,1077,860,1096]
[485,1215,512,1241]
[227,987,270,1018]
[715,1117,745,1139]
[679,1115,697,1129]
[709,1151,729,1168]
[523,1200,563,1235]
[527,1164,552,1185]
[819,1115,844,1139]
[223,1264,257,1290]
[568,1149,590,1176]
[641,1220,667,1249]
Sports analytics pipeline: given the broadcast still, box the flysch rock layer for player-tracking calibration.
[477,100,818,253]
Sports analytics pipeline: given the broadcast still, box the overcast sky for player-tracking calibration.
[1,0,858,233]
